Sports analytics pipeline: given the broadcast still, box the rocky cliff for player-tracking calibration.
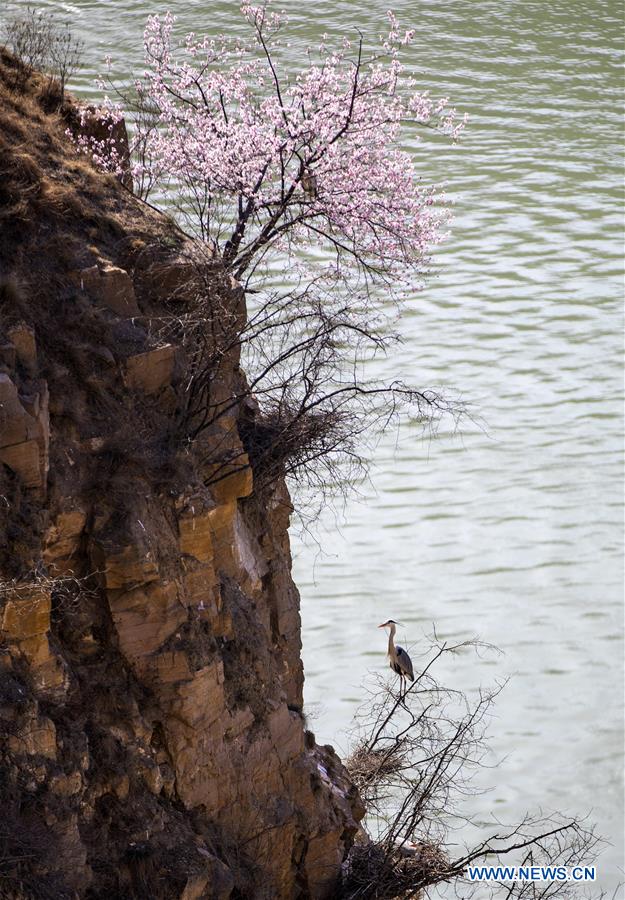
[0,50,362,899]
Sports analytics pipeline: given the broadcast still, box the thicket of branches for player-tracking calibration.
[341,638,607,899]
[145,248,466,497]
[2,6,82,101]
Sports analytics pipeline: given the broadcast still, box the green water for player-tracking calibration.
[5,0,623,890]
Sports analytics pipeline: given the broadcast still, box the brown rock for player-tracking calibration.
[169,739,220,812]
[0,373,37,446]
[305,828,345,898]
[51,813,92,893]
[138,247,216,305]
[74,105,133,190]
[180,873,210,900]
[152,649,196,687]
[0,342,16,369]
[0,439,41,489]
[234,510,267,594]
[43,507,87,573]
[18,633,68,696]
[114,774,130,800]
[21,379,49,490]
[0,374,49,494]
[207,502,267,597]
[82,436,106,453]
[209,459,253,506]
[108,580,187,664]
[187,849,234,900]
[140,760,163,796]
[178,500,214,564]
[50,771,83,796]
[1,587,67,697]
[207,500,238,575]
[180,566,216,607]
[1,587,51,639]
[8,713,56,759]
[168,660,225,729]
[91,537,160,590]
[226,706,255,741]
[124,345,175,394]
[7,323,37,376]
[268,705,305,765]
[78,263,140,316]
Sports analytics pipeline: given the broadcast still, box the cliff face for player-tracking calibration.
[0,51,362,899]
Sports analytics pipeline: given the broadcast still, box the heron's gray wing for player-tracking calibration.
[395,646,414,681]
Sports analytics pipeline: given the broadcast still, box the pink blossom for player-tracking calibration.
[76,6,465,292]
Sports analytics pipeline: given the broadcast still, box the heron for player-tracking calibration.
[379,619,414,693]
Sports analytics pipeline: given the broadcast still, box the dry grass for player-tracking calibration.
[0,769,72,899]
[0,49,99,257]
[0,47,178,278]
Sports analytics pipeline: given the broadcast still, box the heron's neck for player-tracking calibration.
[387,624,396,656]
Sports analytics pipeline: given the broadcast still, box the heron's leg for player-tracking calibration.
[399,674,407,709]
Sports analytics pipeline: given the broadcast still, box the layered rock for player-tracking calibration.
[0,56,363,899]
[0,363,49,496]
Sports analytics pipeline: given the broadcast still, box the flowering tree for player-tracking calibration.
[77,6,468,496]
[95,7,464,284]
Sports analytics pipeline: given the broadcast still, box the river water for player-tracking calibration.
[5,0,623,891]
